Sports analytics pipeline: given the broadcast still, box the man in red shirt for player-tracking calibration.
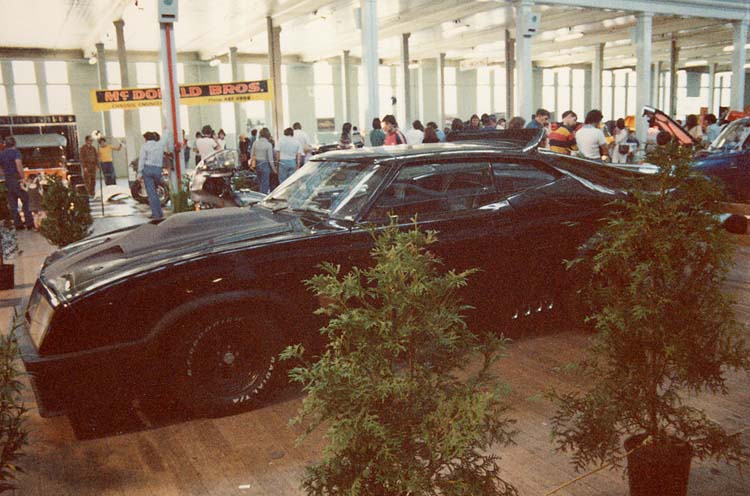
[382,115,407,145]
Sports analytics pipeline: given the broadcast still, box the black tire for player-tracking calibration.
[171,308,285,416]
[130,180,170,207]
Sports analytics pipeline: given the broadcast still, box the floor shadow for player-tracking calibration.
[66,383,303,441]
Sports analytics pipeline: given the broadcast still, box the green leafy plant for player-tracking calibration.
[0,317,29,492]
[40,176,93,247]
[0,184,18,266]
[282,220,518,496]
[550,142,750,472]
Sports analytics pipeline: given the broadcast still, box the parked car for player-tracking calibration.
[15,130,667,418]
[643,106,750,202]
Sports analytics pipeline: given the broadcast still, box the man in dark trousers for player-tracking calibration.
[0,136,34,230]
[80,135,99,196]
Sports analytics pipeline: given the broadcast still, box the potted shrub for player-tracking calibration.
[281,221,518,496]
[0,183,17,290]
[550,143,750,496]
[40,176,93,247]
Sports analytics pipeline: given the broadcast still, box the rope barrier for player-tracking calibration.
[543,436,653,496]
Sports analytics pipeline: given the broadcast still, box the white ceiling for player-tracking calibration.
[0,0,748,70]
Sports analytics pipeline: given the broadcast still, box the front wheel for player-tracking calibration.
[171,310,284,416]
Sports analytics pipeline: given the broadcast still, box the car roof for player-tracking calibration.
[314,142,543,163]
[14,134,68,149]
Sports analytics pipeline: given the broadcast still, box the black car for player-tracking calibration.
[17,130,638,418]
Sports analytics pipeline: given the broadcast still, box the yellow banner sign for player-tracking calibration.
[90,79,274,111]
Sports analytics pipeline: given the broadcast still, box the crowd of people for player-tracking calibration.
[352,107,725,164]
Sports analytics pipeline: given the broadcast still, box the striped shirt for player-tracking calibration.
[548,124,577,155]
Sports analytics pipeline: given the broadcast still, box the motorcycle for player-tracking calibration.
[128,156,171,207]
[189,149,261,209]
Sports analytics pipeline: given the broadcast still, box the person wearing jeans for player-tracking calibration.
[249,127,276,194]
[275,127,302,184]
[0,137,34,230]
[137,131,167,219]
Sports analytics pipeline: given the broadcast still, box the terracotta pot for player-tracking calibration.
[0,264,13,290]
[625,434,692,496]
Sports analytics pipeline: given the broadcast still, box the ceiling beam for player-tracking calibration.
[535,0,750,21]
[81,0,132,57]
[198,0,342,60]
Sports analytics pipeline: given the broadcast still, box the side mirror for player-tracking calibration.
[718,213,748,235]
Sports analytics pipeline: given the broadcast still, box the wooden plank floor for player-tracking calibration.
[2,229,749,496]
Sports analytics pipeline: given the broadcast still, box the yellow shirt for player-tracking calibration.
[99,144,113,163]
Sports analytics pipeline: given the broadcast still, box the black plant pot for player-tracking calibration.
[625,434,692,496]
[0,263,14,290]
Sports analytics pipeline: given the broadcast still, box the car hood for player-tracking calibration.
[642,106,696,146]
[41,207,299,301]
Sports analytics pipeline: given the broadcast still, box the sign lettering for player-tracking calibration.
[90,79,274,111]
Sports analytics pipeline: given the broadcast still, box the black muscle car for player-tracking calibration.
[17,130,641,418]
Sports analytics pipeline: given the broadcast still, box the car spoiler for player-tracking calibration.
[642,106,696,146]
[445,128,545,152]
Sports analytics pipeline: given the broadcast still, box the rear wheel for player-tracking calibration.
[171,309,285,416]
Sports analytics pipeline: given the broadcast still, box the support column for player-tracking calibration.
[360,0,379,128]
[437,53,445,126]
[96,42,113,137]
[669,37,679,117]
[267,16,283,141]
[505,27,515,117]
[653,61,662,110]
[341,50,352,123]
[400,33,411,127]
[159,12,183,186]
[730,19,748,111]
[114,19,138,163]
[35,61,49,115]
[707,63,716,115]
[1,63,14,114]
[635,12,652,145]
[515,0,535,121]
[591,43,603,110]
[229,46,243,136]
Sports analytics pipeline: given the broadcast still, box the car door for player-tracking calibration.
[490,157,583,313]
[362,158,518,330]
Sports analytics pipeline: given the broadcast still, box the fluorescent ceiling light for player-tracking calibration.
[684,60,708,67]
[554,32,583,42]
[723,43,750,52]
[88,57,97,65]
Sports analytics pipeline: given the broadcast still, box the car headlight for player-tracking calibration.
[26,287,54,350]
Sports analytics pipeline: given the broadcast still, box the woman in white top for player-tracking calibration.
[685,114,703,142]
[612,118,630,164]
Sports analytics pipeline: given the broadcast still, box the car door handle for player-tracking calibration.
[479,200,510,211]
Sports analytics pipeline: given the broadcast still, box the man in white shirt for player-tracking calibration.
[575,110,609,161]
[195,125,220,163]
[405,120,425,145]
[292,122,313,164]
[276,127,303,183]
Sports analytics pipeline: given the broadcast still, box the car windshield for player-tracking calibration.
[259,160,389,221]
[709,118,750,152]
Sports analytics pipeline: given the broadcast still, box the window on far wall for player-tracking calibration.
[313,61,335,118]
[45,61,72,114]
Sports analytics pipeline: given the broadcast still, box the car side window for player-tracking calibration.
[367,161,495,221]
[492,161,556,198]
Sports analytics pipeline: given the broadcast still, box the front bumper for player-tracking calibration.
[13,304,153,418]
